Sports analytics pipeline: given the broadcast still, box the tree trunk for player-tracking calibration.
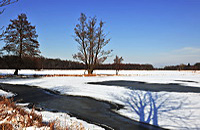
[15,31,23,76]
[14,69,18,75]
[116,70,119,75]
[88,69,93,74]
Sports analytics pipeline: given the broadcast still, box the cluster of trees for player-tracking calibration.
[1,9,113,74]
[96,63,154,70]
[1,2,199,75]
[164,63,200,70]
[40,58,85,69]
[0,55,154,70]
[0,11,153,73]
[2,55,200,70]
[0,55,39,69]
[0,56,85,69]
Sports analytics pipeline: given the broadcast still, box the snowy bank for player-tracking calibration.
[0,89,14,98]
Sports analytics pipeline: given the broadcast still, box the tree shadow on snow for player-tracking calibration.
[114,90,200,130]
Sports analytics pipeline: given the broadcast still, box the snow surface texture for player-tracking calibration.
[1,70,200,129]
[23,108,104,130]
[41,111,104,130]
[0,89,14,98]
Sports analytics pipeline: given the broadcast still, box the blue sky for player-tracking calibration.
[0,0,200,67]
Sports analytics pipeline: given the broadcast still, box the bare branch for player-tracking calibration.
[0,0,18,7]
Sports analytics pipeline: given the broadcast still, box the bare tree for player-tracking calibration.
[114,55,123,75]
[73,13,112,74]
[1,13,40,75]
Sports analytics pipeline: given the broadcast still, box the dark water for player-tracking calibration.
[88,80,200,93]
[0,83,164,130]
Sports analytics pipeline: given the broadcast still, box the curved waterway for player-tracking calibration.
[88,80,200,93]
[0,83,164,130]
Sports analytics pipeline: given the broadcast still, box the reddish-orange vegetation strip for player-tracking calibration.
[0,74,121,78]
[43,74,117,77]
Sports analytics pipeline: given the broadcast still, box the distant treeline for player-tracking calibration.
[0,56,85,69]
[0,55,154,70]
[96,64,154,70]
[164,63,200,70]
[0,55,199,70]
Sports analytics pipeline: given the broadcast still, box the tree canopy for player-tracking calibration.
[2,13,40,58]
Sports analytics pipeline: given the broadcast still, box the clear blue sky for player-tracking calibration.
[0,0,200,67]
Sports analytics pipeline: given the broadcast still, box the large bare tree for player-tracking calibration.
[73,13,112,74]
[2,13,40,75]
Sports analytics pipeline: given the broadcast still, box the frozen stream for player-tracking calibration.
[0,83,162,130]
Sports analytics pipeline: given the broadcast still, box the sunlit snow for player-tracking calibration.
[1,70,200,129]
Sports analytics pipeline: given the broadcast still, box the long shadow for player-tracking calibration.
[88,80,200,93]
[0,83,164,130]
[122,91,194,129]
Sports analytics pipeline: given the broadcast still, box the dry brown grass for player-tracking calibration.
[49,120,85,130]
[0,97,45,129]
[0,97,87,130]
[0,123,13,130]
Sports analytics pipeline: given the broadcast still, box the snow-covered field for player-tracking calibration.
[1,70,200,129]
[0,69,87,75]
